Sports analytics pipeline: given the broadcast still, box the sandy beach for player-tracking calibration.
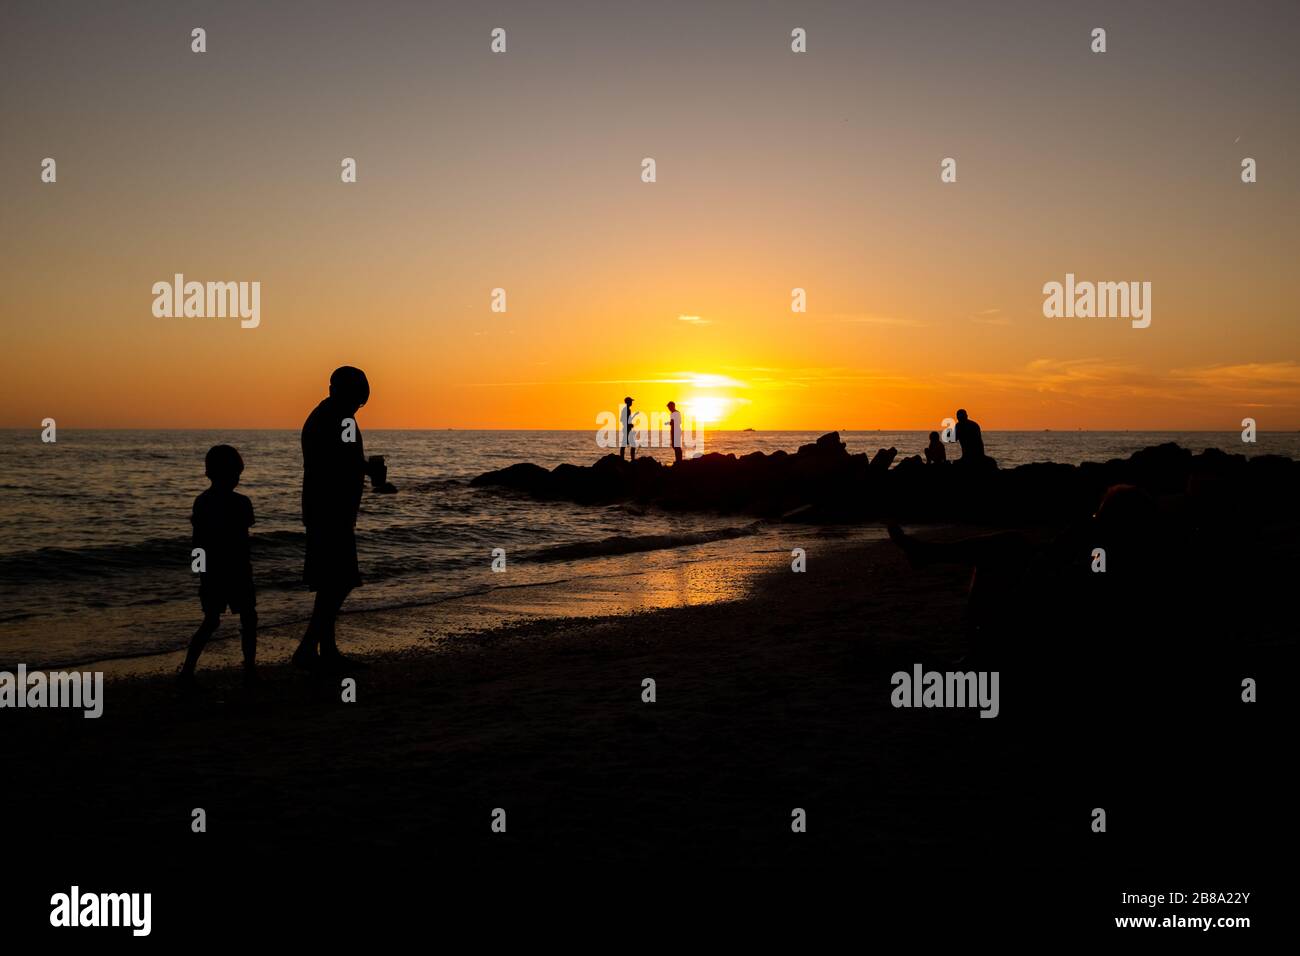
[9,537,1011,878]
[9,525,1291,935]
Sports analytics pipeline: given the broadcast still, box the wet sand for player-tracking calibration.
[6,529,1291,935]
[90,526,884,678]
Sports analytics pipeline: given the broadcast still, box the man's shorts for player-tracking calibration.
[304,524,362,592]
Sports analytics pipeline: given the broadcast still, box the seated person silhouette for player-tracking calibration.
[181,444,257,686]
[954,408,985,463]
[293,366,396,673]
[925,430,947,465]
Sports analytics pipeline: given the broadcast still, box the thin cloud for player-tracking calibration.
[971,309,1011,326]
[826,313,927,328]
[1169,361,1300,393]
[458,370,748,389]
[948,359,1300,410]
[949,358,1157,399]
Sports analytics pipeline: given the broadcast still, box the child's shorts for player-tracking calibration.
[199,574,257,615]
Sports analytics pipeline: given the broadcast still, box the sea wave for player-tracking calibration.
[519,523,763,562]
[0,530,308,581]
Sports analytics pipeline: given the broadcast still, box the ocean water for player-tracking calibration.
[1,428,1295,669]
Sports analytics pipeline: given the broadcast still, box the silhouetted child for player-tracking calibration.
[181,444,257,686]
[925,430,947,464]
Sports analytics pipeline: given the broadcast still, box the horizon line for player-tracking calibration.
[1,426,1291,434]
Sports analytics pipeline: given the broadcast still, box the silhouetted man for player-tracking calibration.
[667,401,683,464]
[620,396,637,460]
[293,366,396,672]
[955,408,985,462]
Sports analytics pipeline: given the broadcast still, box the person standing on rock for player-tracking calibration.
[667,401,683,464]
[620,396,638,461]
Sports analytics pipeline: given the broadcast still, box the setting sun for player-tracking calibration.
[683,394,730,425]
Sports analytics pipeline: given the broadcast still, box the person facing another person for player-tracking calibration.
[667,401,683,464]
[620,396,637,461]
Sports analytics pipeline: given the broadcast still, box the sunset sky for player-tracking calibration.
[2,0,1297,430]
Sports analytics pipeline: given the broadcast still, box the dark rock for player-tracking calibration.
[469,461,551,494]
[470,435,1299,527]
[869,447,897,476]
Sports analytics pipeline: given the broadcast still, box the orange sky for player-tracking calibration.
[2,2,1297,430]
